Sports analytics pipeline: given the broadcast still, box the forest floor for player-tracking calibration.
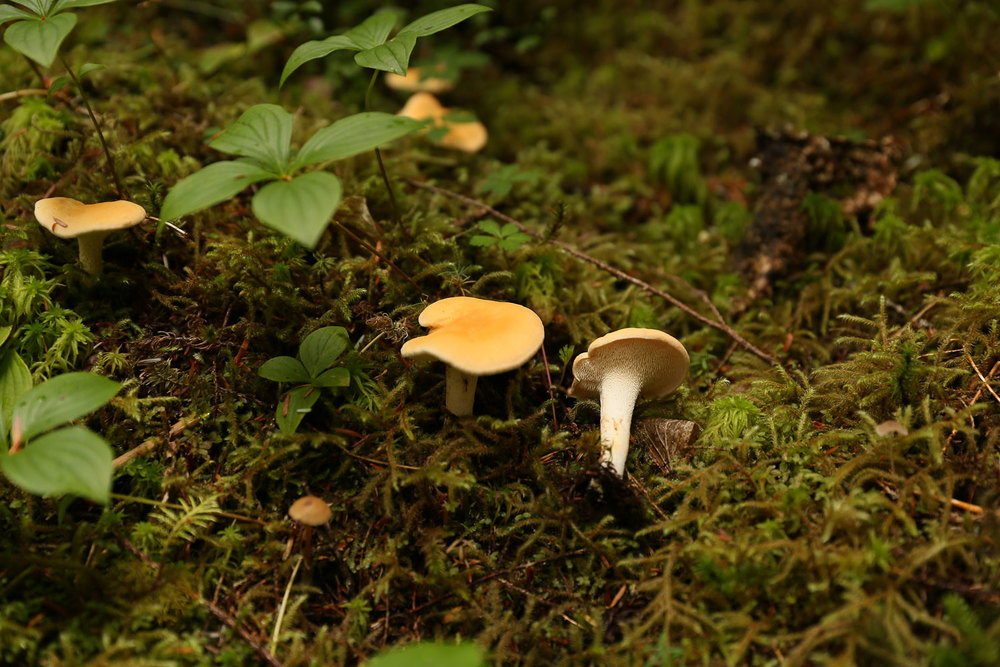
[1,1,999,665]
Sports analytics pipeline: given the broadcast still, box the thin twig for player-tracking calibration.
[331,220,424,294]
[270,555,303,654]
[404,179,779,367]
[966,354,1000,406]
[0,88,47,103]
[59,54,127,198]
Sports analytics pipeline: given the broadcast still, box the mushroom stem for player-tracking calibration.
[598,371,643,476]
[445,365,479,416]
[76,231,110,275]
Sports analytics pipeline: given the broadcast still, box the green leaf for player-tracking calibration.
[293,112,421,170]
[497,234,530,252]
[399,4,492,38]
[353,31,417,75]
[0,6,33,27]
[8,1,44,16]
[312,367,350,388]
[276,386,320,435]
[468,235,497,248]
[252,171,342,248]
[3,13,76,68]
[367,641,485,667]
[0,426,112,504]
[279,34,358,87]
[476,219,501,236]
[342,11,398,49]
[0,325,11,346]
[51,0,117,11]
[499,222,520,236]
[77,62,105,78]
[300,326,349,377]
[14,372,120,442]
[160,159,276,222]
[209,104,294,173]
[47,74,71,93]
[0,349,32,443]
[258,356,309,384]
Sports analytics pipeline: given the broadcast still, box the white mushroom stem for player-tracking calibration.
[445,365,479,416]
[598,370,643,476]
[76,231,111,275]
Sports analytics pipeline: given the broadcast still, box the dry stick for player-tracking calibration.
[0,88,47,102]
[966,353,1000,406]
[117,534,286,667]
[59,54,127,198]
[405,179,778,368]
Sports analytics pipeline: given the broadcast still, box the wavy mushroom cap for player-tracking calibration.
[400,296,544,376]
[397,93,488,153]
[34,197,147,238]
[569,328,689,400]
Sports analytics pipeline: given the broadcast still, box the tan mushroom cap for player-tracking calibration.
[397,92,488,153]
[34,197,146,239]
[401,296,544,375]
[569,328,689,400]
[385,66,454,94]
[288,495,332,526]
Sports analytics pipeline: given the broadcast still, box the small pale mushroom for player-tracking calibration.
[385,65,454,94]
[34,197,147,275]
[400,296,544,416]
[569,328,689,477]
[397,92,487,153]
[288,494,332,569]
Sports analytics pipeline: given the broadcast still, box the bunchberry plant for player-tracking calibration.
[0,0,115,69]
[159,105,420,247]
[258,326,352,434]
[0,367,120,504]
[279,4,492,87]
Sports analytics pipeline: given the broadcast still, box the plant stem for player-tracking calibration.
[270,555,303,653]
[365,69,401,227]
[0,88,47,103]
[60,54,127,199]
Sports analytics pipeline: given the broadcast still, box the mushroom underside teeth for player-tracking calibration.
[445,365,479,416]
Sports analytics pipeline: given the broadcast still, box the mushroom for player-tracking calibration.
[385,66,454,94]
[288,494,332,569]
[397,92,488,153]
[34,197,147,275]
[569,328,689,477]
[400,296,544,416]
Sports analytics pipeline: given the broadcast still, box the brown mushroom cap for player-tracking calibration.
[569,328,689,400]
[288,495,332,526]
[400,296,544,375]
[34,197,146,239]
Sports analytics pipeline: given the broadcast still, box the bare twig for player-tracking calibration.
[0,88,48,103]
[966,354,1000,406]
[404,179,778,367]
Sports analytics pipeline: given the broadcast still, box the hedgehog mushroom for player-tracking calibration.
[397,92,488,153]
[569,328,689,477]
[385,66,454,94]
[34,197,146,275]
[400,296,544,416]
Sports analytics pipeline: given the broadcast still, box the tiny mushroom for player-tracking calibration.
[397,92,488,153]
[569,328,689,477]
[34,196,147,275]
[400,296,544,416]
[385,65,454,94]
[288,494,332,569]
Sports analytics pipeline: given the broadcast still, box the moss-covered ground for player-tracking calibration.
[1,0,999,664]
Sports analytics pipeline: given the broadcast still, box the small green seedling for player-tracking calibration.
[469,219,532,252]
[476,164,542,199]
[279,4,491,87]
[159,104,420,247]
[258,326,352,434]
[0,362,120,505]
[0,0,116,68]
